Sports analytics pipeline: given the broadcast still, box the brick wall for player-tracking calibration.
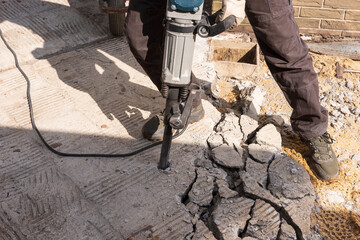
[212,0,360,37]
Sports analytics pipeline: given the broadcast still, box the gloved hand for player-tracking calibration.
[216,0,246,27]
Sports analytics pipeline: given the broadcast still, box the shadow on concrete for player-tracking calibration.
[1,0,163,139]
[0,125,204,239]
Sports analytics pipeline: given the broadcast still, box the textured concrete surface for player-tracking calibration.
[0,1,220,239]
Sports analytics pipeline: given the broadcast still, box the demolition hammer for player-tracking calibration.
[158,0,236,169]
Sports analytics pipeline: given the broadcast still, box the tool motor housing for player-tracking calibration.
[162,0,204,87]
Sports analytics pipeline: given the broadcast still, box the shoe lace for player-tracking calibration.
[320,132,335,144]
[308,132,334,153]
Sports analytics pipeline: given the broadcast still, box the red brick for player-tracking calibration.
[293,0,322,7]
[299,28,342,36]
[324,0,360,10]
[342,31,360,37]
[345,11,360,21]
[300,8,344,19]
[321,20,360,31]
[295,18,321,28]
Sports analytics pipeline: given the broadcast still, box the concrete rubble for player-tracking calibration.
[244,199,280,240]
[237,85,264,118]
[239,114,259,141]
[248,143,276,163]
[197,88,316,239]
[320,77,360,129]
[210,197,254,239]
[253,124,282,150]
[212,144,245,169]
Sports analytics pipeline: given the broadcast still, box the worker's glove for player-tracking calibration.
[216,0,246,27]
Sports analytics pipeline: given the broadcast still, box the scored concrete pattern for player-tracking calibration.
[0,0,220,239]
[0,130,120,239]
[0,0,108,71]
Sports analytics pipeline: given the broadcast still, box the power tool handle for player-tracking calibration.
[196,14,236,38]
[209,15,236,36]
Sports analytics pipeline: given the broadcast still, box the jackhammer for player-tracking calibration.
[158,0,236,169]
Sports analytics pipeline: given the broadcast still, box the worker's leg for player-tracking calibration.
[245,0,328,140]
[246,0,338,181]
[124,0,166,91]
[124,0,200,105]
[124,0,203,141]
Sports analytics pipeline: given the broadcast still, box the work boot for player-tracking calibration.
[142,103,205,141]
[303,132,339,181]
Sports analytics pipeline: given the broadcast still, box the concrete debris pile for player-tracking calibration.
[320,77,360,128]
[182,83,316,240]
[210,79,264,120]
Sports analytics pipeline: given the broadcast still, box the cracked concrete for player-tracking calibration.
[212,144,245,169]
[211,197,254,240]
[192,107,316,240]
[243,199,280,240]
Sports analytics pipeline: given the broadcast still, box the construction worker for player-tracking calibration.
[124,0,339,181]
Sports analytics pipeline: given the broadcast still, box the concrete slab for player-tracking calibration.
[0,30,221,240]
[0,0,109,71]
[0,1,222,238]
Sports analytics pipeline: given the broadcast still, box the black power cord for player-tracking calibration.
[0,29,189,158]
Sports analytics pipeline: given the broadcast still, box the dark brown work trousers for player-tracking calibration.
[124,0,328,140]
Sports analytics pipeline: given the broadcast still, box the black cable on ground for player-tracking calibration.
[0,29,189,158]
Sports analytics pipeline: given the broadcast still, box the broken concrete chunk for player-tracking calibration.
[239,171,281,206]
[212,144,245,169]
[222,129,243,148]
[192,220,217,240]
[268,155,315,236]
[239,115,259,141]
[268,155,314,200]
[254,124,282,150]
[244,199,281,240]
[282,197,314,237]
[264,115,285,128]
[238,85,264,118]
[279,219,297,240]
[248,143,277,163]
[194,157,214,169]
[189,168,215,207]
[186,202,200,216]
[216,112,241,133]
[208,167,228,180]
[245,158,268,188]
[210,197,254,240]
[207,133,224,149]
[213,112,244,148]
[216,178,238,199]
